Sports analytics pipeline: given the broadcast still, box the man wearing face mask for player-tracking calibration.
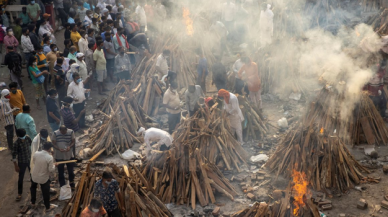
[67,72,91,128]
[94,171,123,217]
[0,89,18,150]
[20,7,31,27]
[163,81,181,134]
[70,24,81,51]
[4,46,23,89]
[12,128,32,201]
[112,27,129,53]
[8,82,26,118]
[4,27,19,53]
[114,46,131,82]
[46,44,58,88]
[46,89,61,131]
[31,129,50,171]
[94,40,107,95]
[80,198,107,217]
[52,125,76,189]
[76,53,88,80]
[68,45,77,61]
[60,96,83,133]
[27,0,41,23]
[15,104,37,139]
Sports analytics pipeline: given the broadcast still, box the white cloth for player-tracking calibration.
[233,58,244,78]
[31,150,56,184]
[21,35,34,53]
[222,2,236,22]
[156,53,168,75]
[78,37,88,54]
[30,134,51,171]
[67,81,86,104]
[259,4,274,47]
[135,5,147,26]
[84,15,92,27]
[143,128,173,154]
[163,88,180,114]
[223,92,244,143]
[76,59,88,79]
[39,24,56,44]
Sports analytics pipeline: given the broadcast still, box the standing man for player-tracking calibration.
[114,46,131,81]
[52,125,76,189]
[67,72,90,128]
[155,49,169,79]
[27,0,41,24]
[185,84,205,117]
[238,57,261,109]
[1,89,18,150]
[30,142,57,211]
[163,81,181,134]
[15,104,37,139]
[30,129,50,171]
[60,96,84,133]
[70,24,81,51]
[112,27,129,52]
[54,0,68,28]
[4,46,23,89]
[8,82,26,118]
[76,53,88,80]
[46,89,61,132]
[222,0,236,32]
[93,40,107,95]
[218,89,244,144]
[54,58,66,104]
[94,171,123,216]
[135,1,147,33]
[103,35,117,82]
[46,44,58,88]
[232,53,246,95]
[84,43,95,79]
[13,128,32,201]
[21,27,35,77]
[211,56,227,91]
[259,3,274,47]
[196,49,208,93]
[28,24,40,49]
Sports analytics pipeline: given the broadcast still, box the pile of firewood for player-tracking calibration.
[62,163,173,217]
[87,81,159,156]
[237,95,268,140]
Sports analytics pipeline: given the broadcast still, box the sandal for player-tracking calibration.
[15,195,21,201]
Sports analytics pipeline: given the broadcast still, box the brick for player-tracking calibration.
[357,199,368,210]
[247,193,255,200]
[338,214,346,217]
[257,176,265,180]
[381,200,388,209]
[212,207,220,216]
[322,204,332,210]
[318,200,331,207]
[314,197,322,204]
[247,187,254,192]
[239,182,246,186]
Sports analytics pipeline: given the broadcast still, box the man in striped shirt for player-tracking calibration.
[1,89,19,150]
[60,96,84,133]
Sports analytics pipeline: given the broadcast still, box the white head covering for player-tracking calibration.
[1,89,10,98]
[70,63,80,73]
[137,127,145,135]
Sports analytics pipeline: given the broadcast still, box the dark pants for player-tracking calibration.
[18,163,30,195]
[370,94,387,118]
[55,84,66,107]
[107,208,122,217]
[168,113,181,134]
[56,159,75,187]
[5,124,14,150]
[73,101,85,127]
[235,78,248,95]
[106,58,115,76]
[116,70,130,81]
[20,0,28,5]
[197,74,207,93]
[56,8,68,26]
[31,179,50,209]
[215,81,226,91]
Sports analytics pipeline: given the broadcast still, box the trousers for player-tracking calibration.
[31,179,50,209]
[249,89,262,109]
[229,115,243,143]
[18,163,30,195]
[56,159,75,187]
[56,8,68,26]
[5,124,14,150]
[168,113,181,134]
[73,101,85,127]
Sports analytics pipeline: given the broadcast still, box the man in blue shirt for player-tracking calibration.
[94,171,123,216]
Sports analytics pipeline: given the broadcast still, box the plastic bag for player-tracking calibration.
[122,149,141,161]
[59,184,72,201]
[250,154,269,163]
[277,117,288,128]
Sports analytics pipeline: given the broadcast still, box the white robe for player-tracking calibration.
[223,93,244,143]
[259,4,274,47]
[143,128,173,155]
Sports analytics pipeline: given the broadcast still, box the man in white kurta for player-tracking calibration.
[218,89,244,144]
[259,3,274,47]
[137,127,173,155]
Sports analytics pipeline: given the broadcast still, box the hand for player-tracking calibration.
[66,146,71,152]
[85,89,91,93]
[54,163,58,167]
[14,165,20,173]
[80,109,86,114]
[74,98,79,102]
[55,119,60,124]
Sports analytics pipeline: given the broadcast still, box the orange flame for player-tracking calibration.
[182,7,194,36]
[320,127,324,134]
[292,169,310,216]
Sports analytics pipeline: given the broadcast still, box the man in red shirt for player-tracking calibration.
[238,57,262,109]
[80,198,107,217]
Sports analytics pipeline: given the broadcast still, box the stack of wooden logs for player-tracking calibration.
[87,81,159,156]
[62,163,173,217]
[237,95,268,141]
[141,106,245,208]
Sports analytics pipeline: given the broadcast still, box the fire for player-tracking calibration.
[182,7,194,36]
[320,127,324,134]
[292,169,310,216]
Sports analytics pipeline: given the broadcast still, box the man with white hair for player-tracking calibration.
[137,127,173,156]
[1,89,18,150]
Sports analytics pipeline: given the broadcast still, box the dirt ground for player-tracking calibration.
[1,30,388,217]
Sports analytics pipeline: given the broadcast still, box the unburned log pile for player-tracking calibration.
[87,81,159,156]
[62,163,173,217]
[141,106,245,208]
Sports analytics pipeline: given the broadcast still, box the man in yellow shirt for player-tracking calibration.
[70,23,81,51]
[9,82,26,117]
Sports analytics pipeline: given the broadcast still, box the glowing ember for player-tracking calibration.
[320,127,324,134]
[292,169,310,216]
[182,7,194,36]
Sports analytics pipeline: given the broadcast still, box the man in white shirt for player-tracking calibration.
[67,72,91,128]
[222,0,236,31]
[21,28,34,72]
[30,142,57,211]
[155,49,169,79]
[163,81,181,134]
[76,53,88,80]
[135,2,147,32]
[137,127,173,156]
